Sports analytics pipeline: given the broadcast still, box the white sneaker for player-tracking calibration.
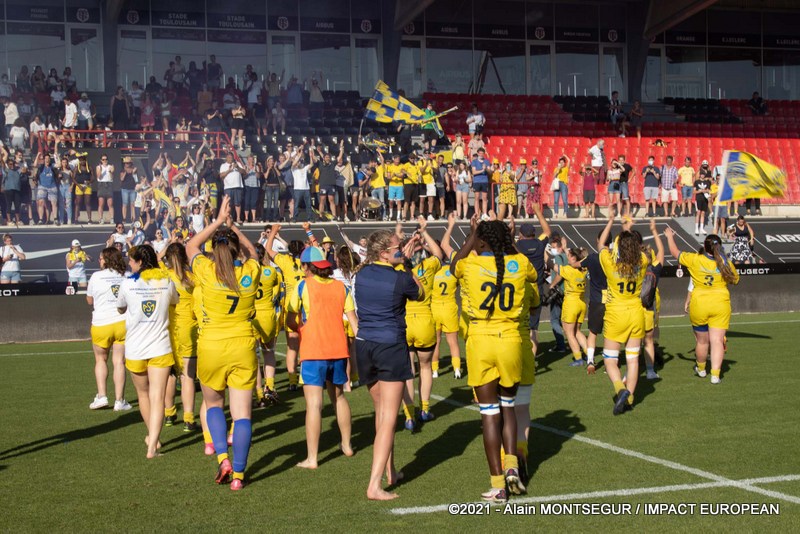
[344,215,351,222]
[694,366,707,378]
[454,368,462,379]
[710,375,721,385]
[89,395,109,410]
[646,370,661,380]
[700,227,707,234]
[480,214,490,221]
[427,215,434,221]
[114,399,132,411]
[432,370,439,379]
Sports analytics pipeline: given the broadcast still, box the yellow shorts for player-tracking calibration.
[459,311,470,340]
[170,323,198,359]
[91,321,126,349]
[125,353,175,373]
[253,311,277,344]
[432,304,459,334]
[466,332,522,388]
[74,184,92,196]
[406,313,436,349]
[197,336,257,391]
[561,298,586,324]
[344,318,355,338]
[689,295,731,330]
[519,328,535,385]
[603,304,645,343]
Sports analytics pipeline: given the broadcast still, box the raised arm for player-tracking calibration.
[227,216,256,260]
[531,202,551,238]
[451,214,479,274]
[597,214,615,250]
[417,216,442,260]
[650,219,664,265]
[302,221,319,247]
[441,212,457,258]
[265,223,282,260]
[186,195,230,260]
[663,227,681,260]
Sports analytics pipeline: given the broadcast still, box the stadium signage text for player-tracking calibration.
[765,234,800,242]
[0,289,21,296]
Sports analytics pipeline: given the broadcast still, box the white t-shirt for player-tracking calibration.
[97,164,113,183]
[116,275,177,360]
[4,102,19,125]
[129,88,143,109]
[50,89,66,103]
[222,92,238,110]
[87,269,126,326]
[589,145,604,167]
[348,243,367,262]
[0,244,23,274]
[66,250,87,280]
[466,111,485,133]
[190,213,205,233]
[220,162,244,190]
[30,121,46,137]
[292,164,311,190]
[77,99,92,120]
[152,239,168,254]
[63,103,78,127]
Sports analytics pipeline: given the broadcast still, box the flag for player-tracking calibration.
[364,81,427,124]
[715,150,787,205]
[152,186,175,222]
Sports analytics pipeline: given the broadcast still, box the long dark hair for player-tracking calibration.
[211,228,242,294]
[336,245,360,278]
[128,244,159,272]
[288,240,304,260]
[255,243,267,264]
[476,220,516,317]
[616,231,642,280]
[704,235,737,284]
[100,246,126,275]
[163,242,193,290]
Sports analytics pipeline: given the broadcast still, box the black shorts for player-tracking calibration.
[696,195,709,212]
[583,189,596,203]
[403,184,419,204]
[473,182,489,194]
[355,339,413,385]
[319,186,336,197]
[588,301,605,335]
[423,129,438,142]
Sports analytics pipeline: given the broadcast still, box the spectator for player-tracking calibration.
[659,155,678,217]
[0,233,25,284]
[286,76,304,107]
[73,153,94,224]
[421,102,439,148]
[272,101,287,135]
[15,66,31,93]
[467,132,484,158]
[316,150,338,221]
[134,174,152,222]
[159,91,173,131]
[243,71,260,110]
[222,86,239,111]
[170,56,186,91]
[454,160,471,220]
[128,81,143,124]
[16,97,32,124]
[277,150,294,221]
[140,94,155,132]
[748,91,767,115]
[451,132,465,164]
[266,70,283,110]
[552,155,571,218]
[728,215,756,264]
[617,154,634,217]
[205,100,223,133]
[144,75,162,99]
[110,86,130,130]
[0,74,13,100]
[745,197,761,217]
[625,100,643,141]
[66,239,90,287]
[308,72,325,119]
[126,220,146,249]
[588,139,606,182]
[56,155,73,225]
[1,156,23,226]
[3,97,19,139]
[77,92,94,131]
[291,144,316,222]
[605,159,622,218]
[185,61,203,100]
[62,67,76,94]
[609,90,624,131]
[496,159,517,221]
[642,155,661,217]
[581,161,598,219]
[50,83,66,112]
[545,234,568,353]
[465,104,485,136]
[46,68,60,91]
[31,66,46,93]
[33,152,58,224]
[243,155,261,223]
[230,100,247,151]
[470,147,490,219]
[120,157,138,224]
[205,55,222,91]
[694,165,712,235]
[9,119,28,151]
[253,94,268,137]
[95,153,115,225]
[263,155,280,222]
[524,158,542,217]
[219,152,245,222]
[677,156,695,217]
[29,115,46,154]
[62,95,78,146]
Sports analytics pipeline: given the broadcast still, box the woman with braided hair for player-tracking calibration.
[596,215,650,415]
[186,196,261,490]
[665,228,738,384]
[451,216,538,502]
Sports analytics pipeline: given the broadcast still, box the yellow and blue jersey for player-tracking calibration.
[406,256,441,315]
[679,252,739,295]
[254,264,280,314]
[600,248,648,308]
[559,264,587,302]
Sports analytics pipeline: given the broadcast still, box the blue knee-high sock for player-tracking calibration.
[231,418,252,475]
[206,407,228,457]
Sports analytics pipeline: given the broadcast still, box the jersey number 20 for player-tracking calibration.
[479,281,515,312]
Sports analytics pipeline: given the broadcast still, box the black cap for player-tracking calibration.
[519,223,536,237]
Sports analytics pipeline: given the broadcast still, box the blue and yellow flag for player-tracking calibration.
[152,186,176,222]
[715,150,787,204]
[364,81,426,124]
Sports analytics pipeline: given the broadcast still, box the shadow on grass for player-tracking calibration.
[528,409,586,479]
[726,330,771,340]
[533,340,571,376]
[674,351,738,374]
[0,411,141,461]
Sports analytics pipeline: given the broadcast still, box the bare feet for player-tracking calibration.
[146,450,163,459]
[144,436,162,450]
[339,443,354,457]
[296,459,318,470]
[386,470,404,486]
[367,488,399,501]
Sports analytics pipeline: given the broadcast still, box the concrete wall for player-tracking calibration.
[2,274,797,344]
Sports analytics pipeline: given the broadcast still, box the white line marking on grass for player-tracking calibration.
[429,394,800,507]
[657,319,800,329]
[389,474,800,515]
[0,350,88,358]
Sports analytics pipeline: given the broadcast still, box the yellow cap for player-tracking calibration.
[520,158,527,164]
[492,158,499,164]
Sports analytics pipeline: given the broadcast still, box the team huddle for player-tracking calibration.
[84,196,739,502]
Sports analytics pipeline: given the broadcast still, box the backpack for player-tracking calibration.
[640,265,657,309]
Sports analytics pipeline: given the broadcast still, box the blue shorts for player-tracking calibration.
[301,358,349,387]
[608,181,621,194]
[473,182,489,194]
[225,187,244,207]
[619,182,630,200]
[682,186,693,200]
[388,185,404,201]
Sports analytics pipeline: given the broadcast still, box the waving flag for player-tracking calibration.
[152,186,175,222]
[715,150,787,204]
[364,81,427,124]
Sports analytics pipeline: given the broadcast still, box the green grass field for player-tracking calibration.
[1,312,799,532]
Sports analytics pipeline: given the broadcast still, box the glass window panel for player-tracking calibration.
[473,40,525,95]
[151,28,206,89]
[398,40,422,98]
[665,46,706,98]
[5,24,66,87]
[763,49,800,100]
[355,38,379,95]
[555,43,599,96]
[708,48,761,100]
[426,38,473,94]
[270,35,297,80]
[300,33,350,91]
[602,47,624,99]
[641,47,662,102]
[118,29,148,90]
[69,27,102,92]
[208,31,267,86]
[529,44,551,96]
